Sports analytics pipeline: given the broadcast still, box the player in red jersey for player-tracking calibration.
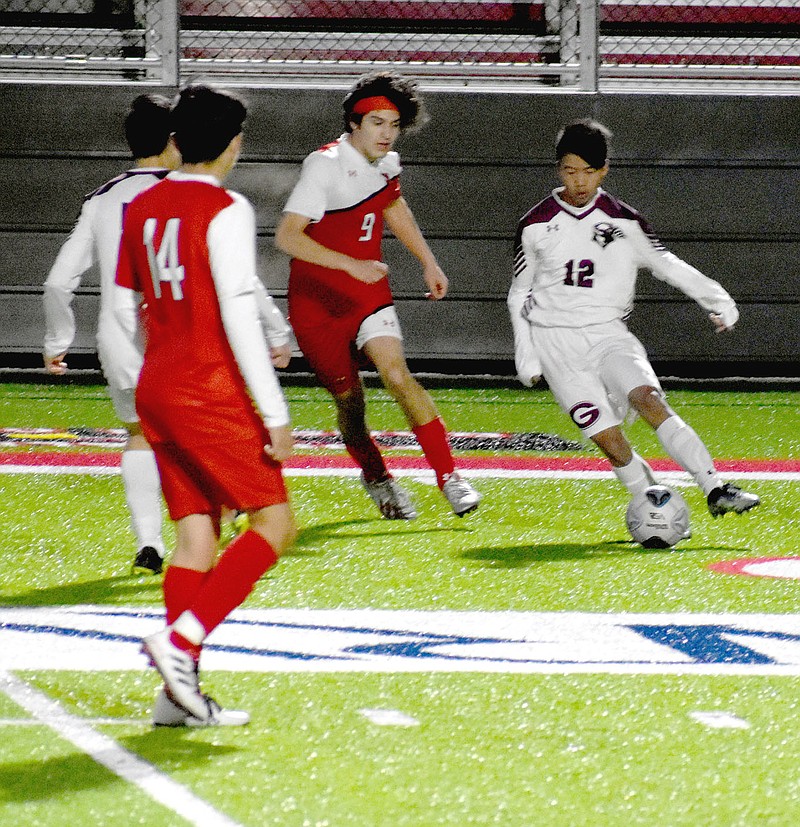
[276,71,481,518]
[115,84,296,726]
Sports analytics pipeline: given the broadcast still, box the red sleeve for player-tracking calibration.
[115,222,139,291]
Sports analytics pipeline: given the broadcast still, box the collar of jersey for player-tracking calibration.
[553,187,605,218]
[167,170,222,186]
[338,133,391,171]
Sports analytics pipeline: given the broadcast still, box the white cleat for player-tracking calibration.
[361,474,418,520]
[141,628,208,722]
[152,687,250,728]
[442,472,481,517]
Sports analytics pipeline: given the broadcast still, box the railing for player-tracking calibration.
[0,1,798,90]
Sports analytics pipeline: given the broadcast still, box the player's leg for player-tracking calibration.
[361,313,480,516]
[604,332,759,517]
[122,425,165,574]
[100,335,165,572]
[590,425,656,497]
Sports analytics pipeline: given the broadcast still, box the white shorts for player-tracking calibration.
[97,315,143,425]
[532,319,662,438]
[356,305,403,349]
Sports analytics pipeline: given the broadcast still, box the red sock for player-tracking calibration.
[344,435,389,482]
[187,530,279,636]
[163,565,208,625]
[413,417,455,488]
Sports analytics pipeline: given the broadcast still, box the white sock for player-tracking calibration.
[613,451,657,496]
[656,416,721,495]
[121,448,164,556]
[172,611,207,645]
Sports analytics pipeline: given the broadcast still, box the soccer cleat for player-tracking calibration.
[141,628,208,721]
[442,472,481,517]
[132,546,163,575]
[152,687,250,728]
[707,483,761,518]
[361,474,418,520]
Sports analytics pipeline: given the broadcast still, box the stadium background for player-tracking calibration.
[0,0,798,379]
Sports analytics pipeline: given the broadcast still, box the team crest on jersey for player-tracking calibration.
[592,222,624,248]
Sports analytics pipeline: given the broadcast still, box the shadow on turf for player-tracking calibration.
[0,731,237,803]
[0,573,163,607]
[288,517,465,555]
[460,540,695,568]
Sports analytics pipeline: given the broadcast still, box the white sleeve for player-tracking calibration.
[252,277,292,347]
[43,201,95,357]
[282,152,330,221]
[632,224,739,325]
[507,229,542,386]
[208,195,290,428]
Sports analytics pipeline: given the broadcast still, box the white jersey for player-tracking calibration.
[44,167,291,388]
[510,188,737,330]
[43,168,171,377]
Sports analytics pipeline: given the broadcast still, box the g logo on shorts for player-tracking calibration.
[570,401,600,429]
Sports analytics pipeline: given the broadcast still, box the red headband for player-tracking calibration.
[351,95,400,116]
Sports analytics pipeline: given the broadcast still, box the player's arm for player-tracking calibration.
[252,276,293,368]
[633,222,739,332]
[42,201,95,373]
[274,211,387,285]
[383,196,448,300]
[507,226,542,387]
[210,197,292,461]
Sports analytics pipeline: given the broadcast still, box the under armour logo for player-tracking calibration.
[348,169,357,177]
[547,223,560,233]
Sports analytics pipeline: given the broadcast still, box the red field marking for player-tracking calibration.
[1,452,798,473]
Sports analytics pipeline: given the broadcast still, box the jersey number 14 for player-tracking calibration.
[143,217,185,300]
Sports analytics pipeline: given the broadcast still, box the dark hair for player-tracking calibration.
[342,71,428,133]
[124,94,172,159]
[556,119,612,169]
[171,84,247,164]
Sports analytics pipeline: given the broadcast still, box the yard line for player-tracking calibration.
[0,671,244,827]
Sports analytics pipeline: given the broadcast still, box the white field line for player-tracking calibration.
[0,464,797,482]
[0,671,244,827]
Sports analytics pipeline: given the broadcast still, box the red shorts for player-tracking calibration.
[140,398,287,521]
[292,313,367,396]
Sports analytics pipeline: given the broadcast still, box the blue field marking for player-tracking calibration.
[3,607,800,675]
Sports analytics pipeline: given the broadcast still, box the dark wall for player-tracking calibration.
[1,82,798,376]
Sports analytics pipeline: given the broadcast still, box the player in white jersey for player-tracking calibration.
[43,95,293,575]
[508,119,760,519]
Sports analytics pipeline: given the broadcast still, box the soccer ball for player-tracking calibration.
[626,484,691,549]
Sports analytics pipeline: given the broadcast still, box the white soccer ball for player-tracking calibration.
[626,484,691,549]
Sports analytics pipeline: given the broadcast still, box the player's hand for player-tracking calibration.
[709,304,738,333]
[264,424,293,463]
[423,263,448,300]
[347,259,388,284]
[269,343,292,369]
[44,351,68,375]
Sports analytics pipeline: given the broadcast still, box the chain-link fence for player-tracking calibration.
[0,1,797,88]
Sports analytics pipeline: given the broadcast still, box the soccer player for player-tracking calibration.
[43,94,294,576]
[115,84,296,726]
[508,119,760,518]
[275,71,481,519]
[43,94,179,575]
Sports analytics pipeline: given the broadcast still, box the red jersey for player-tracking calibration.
[283,134,401,325]
[116,174,275,441]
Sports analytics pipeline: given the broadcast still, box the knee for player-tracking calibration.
[629,385,672,426]
[380,364,415,398]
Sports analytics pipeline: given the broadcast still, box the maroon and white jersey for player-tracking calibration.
[510,187,737,330]
[43,168,170,385]
[283,133,401,324]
